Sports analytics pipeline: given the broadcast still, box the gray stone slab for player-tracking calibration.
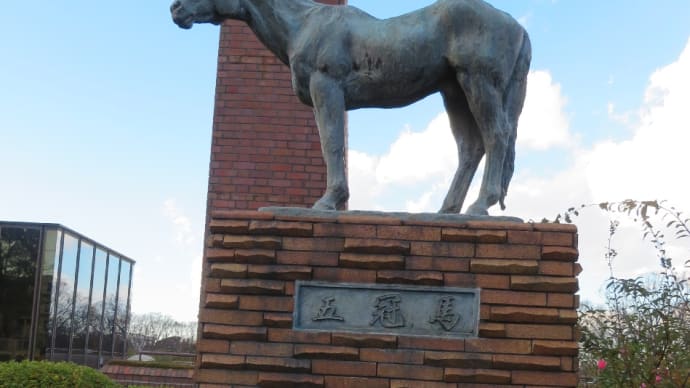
[260,207,524,224]
[294,281,480,338]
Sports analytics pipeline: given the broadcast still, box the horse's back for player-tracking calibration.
[292,0,528,108]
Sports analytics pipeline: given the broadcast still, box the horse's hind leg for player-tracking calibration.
[439,83,484,214]
[457,72,511,216]
[500,35,531,209]
[309,72,349,211]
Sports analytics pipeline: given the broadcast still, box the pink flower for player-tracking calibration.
[597,359,607,370]
[656,375,663,383]
[640,384,647,388]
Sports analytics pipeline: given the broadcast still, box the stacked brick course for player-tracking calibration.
[208,0,346,213]
[196,210,580,388]
[101,365,194,387]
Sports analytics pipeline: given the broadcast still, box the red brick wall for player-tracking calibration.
[196,210,581,387]
[208,0,347,212]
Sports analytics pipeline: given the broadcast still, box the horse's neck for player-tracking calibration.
[241,0,318,65]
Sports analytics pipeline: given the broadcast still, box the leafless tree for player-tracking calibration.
[127,313,197,354]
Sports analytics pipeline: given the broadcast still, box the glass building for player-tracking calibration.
[0,221,134,367]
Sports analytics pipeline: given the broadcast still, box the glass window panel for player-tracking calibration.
[114,261,131,358]
[87,248,107,366]
[70,241,93,364]
[35,228,60,361]
[0,226,41,362]
[52,233,78,361]
[101,254,120,361]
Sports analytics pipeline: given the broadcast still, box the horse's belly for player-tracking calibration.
[344,68,450,109]
[345,85,438,109]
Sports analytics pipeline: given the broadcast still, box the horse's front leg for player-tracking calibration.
[309,72,349,210]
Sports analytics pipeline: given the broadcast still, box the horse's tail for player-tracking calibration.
[500,30,532,210]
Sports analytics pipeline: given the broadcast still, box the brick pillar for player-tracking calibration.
[207,0,347,213]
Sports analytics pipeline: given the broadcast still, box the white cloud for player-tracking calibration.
[585,38,690,212]
[190,254,202,295]
[163,198,196,246]
[517,70,573,150]
[172,253,203,321]
[375,116,457,185]
[348,150,386,211]
[607,102,632,125]
[404,180,453,213]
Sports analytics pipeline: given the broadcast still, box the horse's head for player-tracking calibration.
[171,0,238,29]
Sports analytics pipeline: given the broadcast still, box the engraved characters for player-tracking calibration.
[429,296,462,331]
[370,294,406,328]
[312,296,345,322]
[305,287,472,336]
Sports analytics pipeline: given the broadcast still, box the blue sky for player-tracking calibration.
[1,1,689,322]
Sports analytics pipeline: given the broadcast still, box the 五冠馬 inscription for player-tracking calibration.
[294,282,479,338]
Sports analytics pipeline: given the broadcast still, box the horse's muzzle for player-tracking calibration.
[170,0,193,29]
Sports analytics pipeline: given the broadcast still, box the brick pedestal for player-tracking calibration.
[195,210,580,388]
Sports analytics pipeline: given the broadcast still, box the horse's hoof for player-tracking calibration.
[466,204,489,216]
[438,207,460,214]
[313,187,349,211]
[312,199,336,211]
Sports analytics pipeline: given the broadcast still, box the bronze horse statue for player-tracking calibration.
[171,0,531,215]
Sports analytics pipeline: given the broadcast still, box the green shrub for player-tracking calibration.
[580,274,690,387]
[554,200,690,387]
[0,360,120,388]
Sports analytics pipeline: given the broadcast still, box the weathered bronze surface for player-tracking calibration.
[171,0,531,215]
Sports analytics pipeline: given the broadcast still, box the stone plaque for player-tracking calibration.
[294,281,479,338]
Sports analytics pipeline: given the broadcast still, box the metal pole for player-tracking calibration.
[97,252,110,368]
[49,231,65,361]
[123,262,133,359]
[110,258,122,358]
[83,244,97,366]
[28,226,45,360]
[66,238,82,362]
